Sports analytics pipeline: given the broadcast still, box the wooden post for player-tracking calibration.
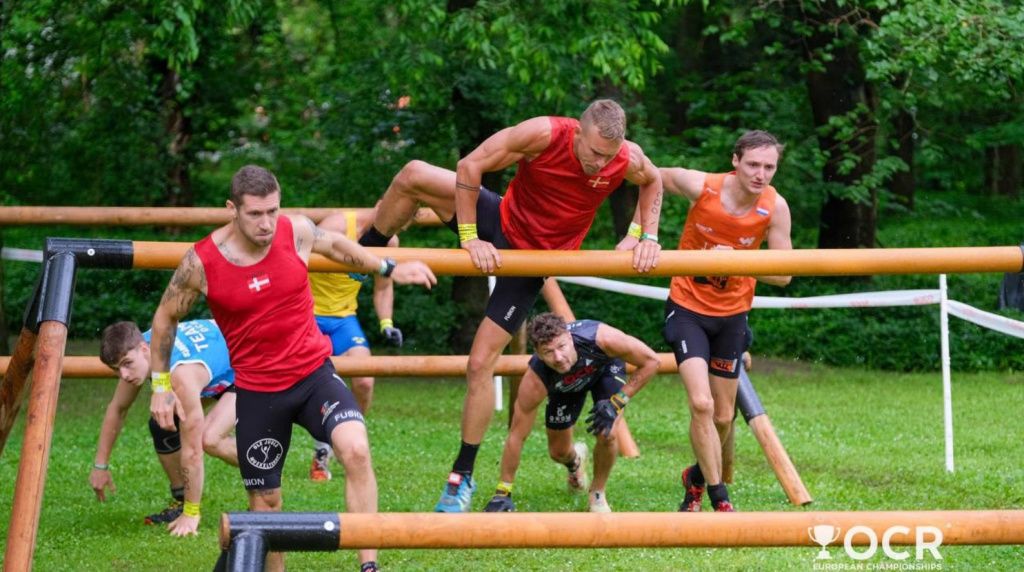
[3,322,68,572]
[220,510,1024,550]
[735,366,813,506]
[0,206,442,227]
[0,328,38,457]
[0,353,683,379]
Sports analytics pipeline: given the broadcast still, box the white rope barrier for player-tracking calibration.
[556,274,1024,474]
[0,248,44,263]
[7,247,1021,471]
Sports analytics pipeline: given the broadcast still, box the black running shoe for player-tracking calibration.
[678,464,705,512]
[144,499,183,525]
[484,491,516,512]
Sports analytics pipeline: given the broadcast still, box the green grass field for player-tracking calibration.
[2,359,1023,571]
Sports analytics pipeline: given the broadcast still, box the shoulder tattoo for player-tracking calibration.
[162,247,204,315]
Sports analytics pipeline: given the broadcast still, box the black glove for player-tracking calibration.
[585,391,629,438]
[484,493,516,512]
[380,320,403,347]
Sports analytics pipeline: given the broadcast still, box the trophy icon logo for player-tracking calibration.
[808,524,842,559]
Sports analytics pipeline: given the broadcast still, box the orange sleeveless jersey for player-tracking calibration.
[668,172,778,316]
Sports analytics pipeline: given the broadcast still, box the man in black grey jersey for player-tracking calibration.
[484,313,660,513]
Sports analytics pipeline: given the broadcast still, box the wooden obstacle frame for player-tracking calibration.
[1,233,1022,571]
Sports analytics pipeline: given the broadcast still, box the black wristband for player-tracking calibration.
[381,257,397,278]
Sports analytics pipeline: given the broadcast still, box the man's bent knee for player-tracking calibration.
[336,441,372,473]
[392,160,431,193]
[688,396,715,418]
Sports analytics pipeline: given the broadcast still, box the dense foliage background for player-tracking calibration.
[2,0,1022,371]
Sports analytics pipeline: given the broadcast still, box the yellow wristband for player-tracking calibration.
[183,501,200,518]
[379,318,394,333]
[627,222,642,239]
[151,371,172,393]
[458,223,478,243]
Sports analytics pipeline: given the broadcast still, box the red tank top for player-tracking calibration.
[500,116,630,250]
[194,216,331,392]
[669,173,778,316]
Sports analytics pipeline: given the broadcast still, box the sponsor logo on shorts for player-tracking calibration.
[246,438,283,470]
[549,404,572,425]
[739,236,755,246]
[504,305,517,321]
[321,400,340,424]
[332,410,365,424]
[608,364,622,374]
[710,357,738,373]
[243,477,266,488]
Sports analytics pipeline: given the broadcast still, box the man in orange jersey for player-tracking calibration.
[636,131,792,512]
[356,99,664,512]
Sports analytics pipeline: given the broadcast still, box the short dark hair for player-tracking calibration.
[230,165,280,206]
[100,321,144,368]
[580,99,626,141]
[527,312,568,348]
[733,130,785,160]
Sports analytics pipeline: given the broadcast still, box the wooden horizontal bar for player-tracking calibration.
[0,207,441,227]
[220,510,1024,550]
[129,243,1024,276]
[0,354,681,379]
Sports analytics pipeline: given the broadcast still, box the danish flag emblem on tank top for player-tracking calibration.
[247,274,271,293]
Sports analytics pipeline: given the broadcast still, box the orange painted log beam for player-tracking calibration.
[220,510,1024,549]
[0,354,681,379]
[129,243,1024,276]
[0,207,441,227]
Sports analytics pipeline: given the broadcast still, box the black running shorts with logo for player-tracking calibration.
[662,299,748,379]
[235,359,363,491]
[545,358,627,430]
[446,187,545,334]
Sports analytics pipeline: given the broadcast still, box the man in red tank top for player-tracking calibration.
[147,165,435,572]
[356,99,664,512]
[654,131,793,513]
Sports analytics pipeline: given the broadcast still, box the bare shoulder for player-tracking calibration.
[318,211,350,234]
[775,191,790,211]
[506,116,553,155]
[659,167,705,201]
[159,246,207,315]
[174,246,207,292]
[594,322,626,348]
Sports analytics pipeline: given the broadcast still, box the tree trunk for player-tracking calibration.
[0,231,9,355]
[795,0,879,251]
[146,58,193,238]
[445,1,501,352]
[609,183,639,238]
[889,106,916,211]
[985,144,1022,199]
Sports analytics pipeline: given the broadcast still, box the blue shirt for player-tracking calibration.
[143,319,234,398]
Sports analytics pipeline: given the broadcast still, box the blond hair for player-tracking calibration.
[580,99,626,141]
